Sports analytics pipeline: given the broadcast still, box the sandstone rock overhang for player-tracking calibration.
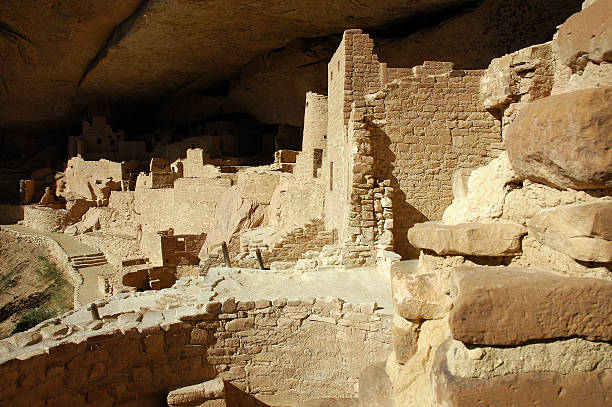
[0,0,584,135]
[0,0,473,133]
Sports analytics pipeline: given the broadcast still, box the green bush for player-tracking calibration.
[9,257,72,335]
[0,267,19,293]
[12,307,54,334]
[35,256,64,284]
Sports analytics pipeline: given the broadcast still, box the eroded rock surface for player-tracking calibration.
[505,87,612,190]
[528,201,612,262]
[408,221,526,256]
[432,340,612,407]
[449,267,612,345]
[556,0,612,72]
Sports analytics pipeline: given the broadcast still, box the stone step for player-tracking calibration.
[72,255,106,262]
[71,254,106,261]
[73,260,108,268]
[449,266,612,346]
[69,252,105,261]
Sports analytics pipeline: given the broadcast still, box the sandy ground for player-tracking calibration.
[0,231,72,338]
[3,225,113,304]
[212,265,394,313]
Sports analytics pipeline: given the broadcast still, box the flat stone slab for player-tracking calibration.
[167,378,224,406]
[449,267,612,345]
[432,340,612,407]
[528,201,612,263]
[505,87,612,190]
[407,221,526,256]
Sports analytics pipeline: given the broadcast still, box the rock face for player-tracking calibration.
[0,0,581,135]
[556,0,612,72]
[407,221,526,256]
[198,186,263,258]
[442,152,521,224]
[432,340,612,407]
[377,0,581,70]
[505,87,612,190]
[358,362,393,407]
[390,260,450,321]
[528,201,612,262]
[391,315,419,365]
[0,0,472,133]
[449,267,612,345]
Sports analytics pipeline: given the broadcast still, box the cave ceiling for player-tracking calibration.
[0,0,478,134]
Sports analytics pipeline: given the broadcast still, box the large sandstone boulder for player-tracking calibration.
[528,201,612,262]
[390,260,450,321]
[481,42,552,111]
[556,0,612,72]
[432,339,612,407]
[391,315,419,365]
[408,221,526,256]
[449,267,612,345]
[198,186,264,258]
[358,362,393,407]
[505,87,612,190]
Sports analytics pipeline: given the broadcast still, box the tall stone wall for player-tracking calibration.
[172,177,233,235]
[324,30,381,247]
[294,92,327,180]
[376,62,501,258]
[135,176,232,265]
[318,32,501,263]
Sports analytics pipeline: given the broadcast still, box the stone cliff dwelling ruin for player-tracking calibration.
[0,0,610,406]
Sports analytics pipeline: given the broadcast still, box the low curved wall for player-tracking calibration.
[0,277,391,406]
[23,205,68,233]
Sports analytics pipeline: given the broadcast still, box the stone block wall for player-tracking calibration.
[317,32,501,263]
[324,30,381,240]
[239,219,335,267]
[172,177,233,235]
[295,92,328,180]
[368,62,501,258]
[161,232,207,267]
[0,280,391,406]
[23,205,68,233]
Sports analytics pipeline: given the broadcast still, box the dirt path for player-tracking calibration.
[2,225,112,305]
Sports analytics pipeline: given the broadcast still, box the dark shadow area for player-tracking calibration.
[375,0,583,70]
[224,381,270,407]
